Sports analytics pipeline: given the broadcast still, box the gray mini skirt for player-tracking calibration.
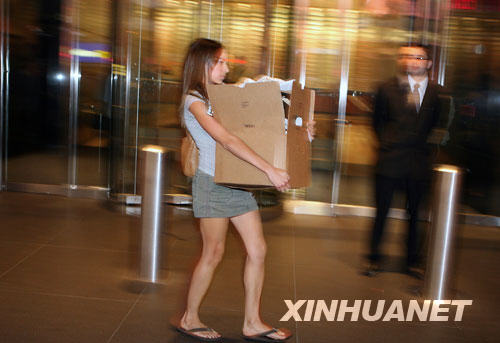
[192,169,258,218]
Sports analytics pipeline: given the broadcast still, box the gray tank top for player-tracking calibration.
[183,92,216,176]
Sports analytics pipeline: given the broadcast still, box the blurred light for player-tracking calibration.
[227,58,247,64]
[452,0,477,10]
[69,48,111,59]
[68,43,112,63]
[59,52,71,59]
[437,166,460,174]
[55,73,65,81]
[142,146,165,153]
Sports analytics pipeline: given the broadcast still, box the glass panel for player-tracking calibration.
[336,0,439,208]
[332,0,500,217]
[122,0,294,198]
[295,1,343,202]
[274,2,293,79]
[440,7,500,216]
[303,0,343,89]
[219,1,266,78]
[336,94,378,207]
[138,0,195,195]
[305,90,339,202]
[74,0,112,187]
[110,0,145,195]
[6,0,68,185]
[111,0,209,195]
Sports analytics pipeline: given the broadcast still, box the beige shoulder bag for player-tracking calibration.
[180,130,198,177]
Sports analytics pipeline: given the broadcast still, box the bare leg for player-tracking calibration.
[180,217,229,340]
[231,210,290,340]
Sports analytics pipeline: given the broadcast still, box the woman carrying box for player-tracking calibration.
[176,38,314,342]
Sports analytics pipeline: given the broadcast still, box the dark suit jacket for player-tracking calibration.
[373,76,442,179]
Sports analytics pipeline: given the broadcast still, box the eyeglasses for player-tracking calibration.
[398,54,429,61]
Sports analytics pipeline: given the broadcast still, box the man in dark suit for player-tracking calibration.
[364,43,442,277]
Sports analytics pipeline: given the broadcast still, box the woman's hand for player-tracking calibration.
[306,120,316,141]
[266,167,290,192]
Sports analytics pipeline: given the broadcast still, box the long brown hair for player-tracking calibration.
[182,38,224,100]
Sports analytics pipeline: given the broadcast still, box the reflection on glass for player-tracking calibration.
[440,11,500,216]
[77,1,113,187]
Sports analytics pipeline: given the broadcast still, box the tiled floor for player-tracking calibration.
[0,191,498,343]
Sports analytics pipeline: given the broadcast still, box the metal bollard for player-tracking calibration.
[424,165,462,300]
[138,145,167,283]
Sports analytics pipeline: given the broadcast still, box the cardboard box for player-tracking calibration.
[207,81,315,188]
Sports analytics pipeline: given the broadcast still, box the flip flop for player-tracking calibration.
[176,326,222,342]
[243,328,292,342]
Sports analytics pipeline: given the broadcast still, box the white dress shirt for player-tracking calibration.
[408,75,428,106]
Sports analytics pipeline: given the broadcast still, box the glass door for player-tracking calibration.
[289,0,343,203]
[69,0,113,188]
[109,0,294,200]
[335,0,448,210]
[5,0,69,186]
[3,0,112,194]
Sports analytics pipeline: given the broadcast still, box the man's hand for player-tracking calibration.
[306,120,316,141]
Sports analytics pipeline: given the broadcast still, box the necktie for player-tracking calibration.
[412,83,420,112]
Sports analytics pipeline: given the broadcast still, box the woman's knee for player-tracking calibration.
[201,242,225,266]
[247,241,267,263]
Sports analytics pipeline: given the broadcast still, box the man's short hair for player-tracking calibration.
[401,43,431,60]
